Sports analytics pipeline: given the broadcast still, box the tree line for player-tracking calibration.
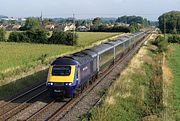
[158,11,180,34]
[0,17,78,45]
[0,28,78,45]
[158,11,180,43]
[90,16,145,33]
[116,16,150,27]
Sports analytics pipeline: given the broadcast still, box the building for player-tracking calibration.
[77,26,89,32]
[2,24,21,31]
[45,24,55,30]
[55,24,76,31]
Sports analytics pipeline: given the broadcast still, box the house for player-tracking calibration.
[55,24,76,31]
[45,24,55,30]
[77,26,89,32]
[5,24,21,31]
[0,24,5,29]
[12,25,21,30]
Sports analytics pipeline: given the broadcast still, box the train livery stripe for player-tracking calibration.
[48,65,76,83]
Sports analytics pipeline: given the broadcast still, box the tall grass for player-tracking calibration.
[87,38,165,121]
[168,44,180,120]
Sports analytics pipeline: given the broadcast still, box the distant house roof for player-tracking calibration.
[77,26,89,31]
[77,26,87,29]
[45,24,55,30]
[55,24,76,31]
[4,24,21,30]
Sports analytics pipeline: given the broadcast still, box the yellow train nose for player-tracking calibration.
[47,65,76,83]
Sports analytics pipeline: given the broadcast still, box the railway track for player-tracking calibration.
[13,32,151,121]
[0,32,152,121]
[46,32,152,121]
[0,83,45,109]
[0,83,47,121]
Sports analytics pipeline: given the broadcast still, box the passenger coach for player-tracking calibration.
[46,31,147,97]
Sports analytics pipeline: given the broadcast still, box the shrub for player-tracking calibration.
[8,29,78,45]
[152,36,168,52]
[8,31,28,42]
[49,29,78,46]
[25,28,48,43]
[8,29,48,43]
[168,35,180,43]
[129,23,141,33]
[0,29,6,41]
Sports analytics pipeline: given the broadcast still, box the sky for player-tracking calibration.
[0,0,180,21]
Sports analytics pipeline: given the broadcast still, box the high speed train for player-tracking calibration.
[46,31,147,97]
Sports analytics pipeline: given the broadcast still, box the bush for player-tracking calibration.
[49,29,78,45]
[8,32,28,42]
[0,29,6,41]
[129,23,141,33]
[25,28,48,43]
[8,29,78,46]
[8,29,48,43]
[168,35,180,43]
[152,36,168,52]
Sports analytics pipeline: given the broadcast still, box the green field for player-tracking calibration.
[168,44,180,119]
[0,32,120,77]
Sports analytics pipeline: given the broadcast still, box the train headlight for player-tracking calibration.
[47,82,53,86]
[65,83,72,86]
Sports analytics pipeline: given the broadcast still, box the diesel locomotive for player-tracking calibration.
[46,32,147,97]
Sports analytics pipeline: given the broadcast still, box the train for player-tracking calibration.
[46,31,147,97]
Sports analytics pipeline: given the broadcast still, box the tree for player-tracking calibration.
[8,29,48,43]
[8,32,28,42]
[49,29,78,45]
[25,28,48,43]
[129,23,141,33]
[116,15,149,27]
[81,20,86,26]
[158,11,180,34]
[0,29,6,41]
[92,17,102,26]
[20,17,41,31]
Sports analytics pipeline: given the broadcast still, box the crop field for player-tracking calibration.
[0,32,120,77]
[168,44,180,119]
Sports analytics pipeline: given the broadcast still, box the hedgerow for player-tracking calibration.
[8,29,78,46]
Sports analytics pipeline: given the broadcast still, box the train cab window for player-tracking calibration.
[52,66,71,76]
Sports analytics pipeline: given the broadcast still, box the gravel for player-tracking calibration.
[60,44,141,121]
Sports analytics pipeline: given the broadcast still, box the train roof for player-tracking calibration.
[52,51,94,66]
[82,49,97,58]
[107,40,123,47]
[89,43,114,55]
[127,34,134,39]
[119,36,130,42]
[67,52,93,65]
[51,57,79,65]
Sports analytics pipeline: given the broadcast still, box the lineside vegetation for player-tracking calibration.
[168,44,180,120]
[83,34,169,121]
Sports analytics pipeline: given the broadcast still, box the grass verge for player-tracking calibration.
[168,44,180,120]
[84,34,166,121]
[0,69,48,99]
